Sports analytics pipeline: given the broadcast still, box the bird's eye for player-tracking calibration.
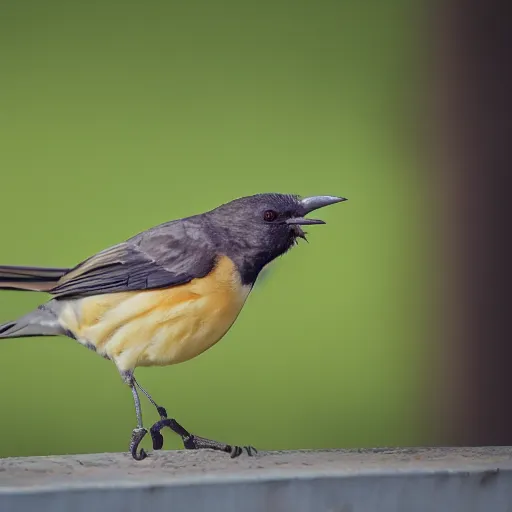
[263,210,278,222]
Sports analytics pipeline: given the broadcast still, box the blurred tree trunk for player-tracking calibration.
[431,0,512,444]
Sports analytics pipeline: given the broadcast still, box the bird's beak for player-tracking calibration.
[286,195,347,225]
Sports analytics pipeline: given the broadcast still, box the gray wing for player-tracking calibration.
[50,219,216,299]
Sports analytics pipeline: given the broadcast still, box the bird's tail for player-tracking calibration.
[0,305,65,339]
[0,265,69,292]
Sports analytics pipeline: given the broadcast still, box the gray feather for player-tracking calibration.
[0,265,69,291]
[0,304,65,339]
[49,217,216,299]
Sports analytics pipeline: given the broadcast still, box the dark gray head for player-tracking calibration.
[206,193,347,284]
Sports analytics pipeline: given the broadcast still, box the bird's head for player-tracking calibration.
[207,193,347,283]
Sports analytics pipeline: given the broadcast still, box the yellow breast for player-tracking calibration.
[58,256,252,372]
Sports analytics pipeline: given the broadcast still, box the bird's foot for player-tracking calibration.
[149,418,257,458]
[183,434,257,458]
[130,427,148,461]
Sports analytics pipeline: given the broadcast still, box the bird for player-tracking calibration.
[0,193,346,460]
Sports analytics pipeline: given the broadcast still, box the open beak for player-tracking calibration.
[286,195,347,226]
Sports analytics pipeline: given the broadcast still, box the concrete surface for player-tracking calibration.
[1,447,512,511]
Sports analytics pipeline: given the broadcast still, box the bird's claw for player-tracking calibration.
[230,445,258,458]
[150,429,165,450]
[150,418,184,450]
[130,427,148,461]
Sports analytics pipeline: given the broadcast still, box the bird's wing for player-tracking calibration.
[50,220,216,299]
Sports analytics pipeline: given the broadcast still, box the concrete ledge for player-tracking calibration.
[1,447,512,511]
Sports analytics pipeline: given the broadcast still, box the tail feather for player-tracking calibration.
[0,265,69,292]
[0,321,17,337]
[0,306,65,339]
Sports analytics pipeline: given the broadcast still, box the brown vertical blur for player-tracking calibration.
[430,0,512,445]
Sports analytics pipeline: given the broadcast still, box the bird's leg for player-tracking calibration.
[133,378,168,419]
[133,378,257,458]
[122,371,148,461]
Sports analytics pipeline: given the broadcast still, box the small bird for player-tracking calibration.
[0,193,346,460]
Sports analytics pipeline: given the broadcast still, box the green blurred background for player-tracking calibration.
[0,0,433,457]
